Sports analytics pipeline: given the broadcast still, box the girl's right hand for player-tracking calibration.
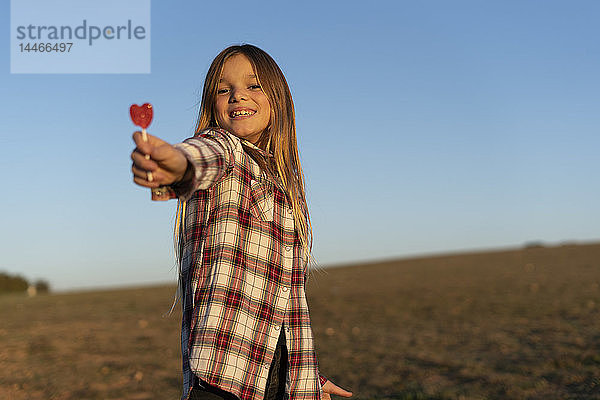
[131,131,190,189]
[321,379,353,399]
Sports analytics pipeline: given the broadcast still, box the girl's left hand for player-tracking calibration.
[321,379,353,399]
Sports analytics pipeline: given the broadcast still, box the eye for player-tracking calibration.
[217,88,229,94]
[249,84,261,90]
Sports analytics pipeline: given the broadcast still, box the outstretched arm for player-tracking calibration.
[131,128,234,200]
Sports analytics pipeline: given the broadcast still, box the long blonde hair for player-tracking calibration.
[174,44,315,280]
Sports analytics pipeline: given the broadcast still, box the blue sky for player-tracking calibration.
[2,0,599,291]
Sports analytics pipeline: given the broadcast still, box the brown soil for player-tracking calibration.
[2,242,599,399]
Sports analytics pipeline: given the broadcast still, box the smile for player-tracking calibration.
[229,109,256,118]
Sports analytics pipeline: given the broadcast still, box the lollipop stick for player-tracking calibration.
[142,127,153,182]
[142,128,150,160]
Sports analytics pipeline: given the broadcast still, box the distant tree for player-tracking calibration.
[0,272,29,294]
[524,241,545,249]
[35,279,50,294]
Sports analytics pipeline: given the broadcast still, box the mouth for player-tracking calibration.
[229,108,256,119]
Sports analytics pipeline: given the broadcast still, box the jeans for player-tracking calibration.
[189,330,288,400]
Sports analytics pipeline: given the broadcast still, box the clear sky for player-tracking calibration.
[2,0,599,291]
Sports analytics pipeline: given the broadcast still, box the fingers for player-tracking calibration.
[132,130,166,146]
[132,131,151,156]
[132,173,161,188]
[322,381,353,398]
[131,148,162,187]
[131,131,160,189]
[131,150,180,187]
[131,132,182,166]
[131,149,158,170]
[131,149,157,182]
[132,131,151,161]
[132,130,168,159]
[130,131,187,188]
[334,387,353,397]
[132,163,160,188]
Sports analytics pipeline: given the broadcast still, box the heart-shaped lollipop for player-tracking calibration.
[129,102,172,201]
[130,102,155,181]
[130,102,154,166]
[130,103,153,129]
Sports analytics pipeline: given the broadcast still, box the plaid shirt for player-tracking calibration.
[172,128,322,400]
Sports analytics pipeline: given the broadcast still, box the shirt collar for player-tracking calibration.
[213,127,274,158]
[239,137,274,158]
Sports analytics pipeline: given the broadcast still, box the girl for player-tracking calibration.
[130,44,353,400]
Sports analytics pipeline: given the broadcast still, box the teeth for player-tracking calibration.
[230,110,255,117]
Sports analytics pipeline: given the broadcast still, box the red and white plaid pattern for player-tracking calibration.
[173,128,322,400]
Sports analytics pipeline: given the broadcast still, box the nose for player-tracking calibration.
[229,87,247,103]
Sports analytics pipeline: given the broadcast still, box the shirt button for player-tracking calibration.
[282,286,289,292]
[287,207,293,214]
[286,246,292,252]
[274,325,280,331]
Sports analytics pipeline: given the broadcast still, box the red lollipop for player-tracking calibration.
[130,103,153,165]
[129,102,171,201]
[130,103,153,130]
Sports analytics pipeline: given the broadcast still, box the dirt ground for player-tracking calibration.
[1,242,599,399]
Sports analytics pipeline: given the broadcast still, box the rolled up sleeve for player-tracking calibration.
[171,129,235,201]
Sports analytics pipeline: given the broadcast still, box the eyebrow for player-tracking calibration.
[219,74,257,82]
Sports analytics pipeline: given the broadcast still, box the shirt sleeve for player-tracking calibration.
[171,129,235,201]
[318,373,328,390]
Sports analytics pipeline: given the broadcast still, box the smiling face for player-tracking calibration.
[214,54,271,144]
